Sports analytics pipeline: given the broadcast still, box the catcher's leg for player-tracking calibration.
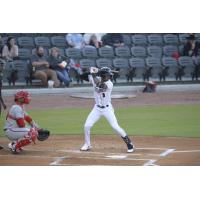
[81,106,101,150]
[5,128,37,153]
[103,106,134,153]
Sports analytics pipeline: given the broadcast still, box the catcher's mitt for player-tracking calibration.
[37,129,50,141]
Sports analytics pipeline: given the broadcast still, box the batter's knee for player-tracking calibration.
[84,123,93,131]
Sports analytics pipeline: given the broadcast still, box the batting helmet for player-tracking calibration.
[14,90,30,104]
[99,67,113,77]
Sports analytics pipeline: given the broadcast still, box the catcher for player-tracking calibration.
[4,90,50,154]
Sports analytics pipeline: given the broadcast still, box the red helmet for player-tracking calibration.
[14,90,30,104]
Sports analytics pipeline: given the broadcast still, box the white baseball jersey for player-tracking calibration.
[83,75,127,146]
[89,75,113,107]
[4,104,27,129]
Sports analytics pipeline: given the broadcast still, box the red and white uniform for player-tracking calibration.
[4,104,33,141]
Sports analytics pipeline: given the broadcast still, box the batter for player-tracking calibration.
[80,67,134,153]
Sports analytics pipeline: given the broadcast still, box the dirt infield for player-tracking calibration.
[1,91,200,165]
[0,135,200,166]
[2,91,200,109]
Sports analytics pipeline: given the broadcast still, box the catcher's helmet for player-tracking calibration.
[99,67,113,77]
[14,90,30,104]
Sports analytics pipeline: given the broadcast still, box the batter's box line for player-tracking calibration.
[49,156,151,166]
[143,148,176,166]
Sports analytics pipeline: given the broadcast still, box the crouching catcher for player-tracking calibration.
[4,90,50,154]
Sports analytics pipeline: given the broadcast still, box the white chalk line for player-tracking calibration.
[174,150,200,153]
[159,149,175,157]
[50,156,151,166]
[143,148,176,166]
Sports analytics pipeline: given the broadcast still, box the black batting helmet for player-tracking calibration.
[99,67,113,77]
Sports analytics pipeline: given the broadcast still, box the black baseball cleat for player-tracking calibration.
[121,136,135,153]
[127,143,134,153]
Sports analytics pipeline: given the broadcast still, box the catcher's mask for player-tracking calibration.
[14,90,30,104]
[99,67,113,79]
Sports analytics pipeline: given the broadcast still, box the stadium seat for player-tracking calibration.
[98,46,115,58]
[131,34,147,46]
[195,33,200,42]
[178,56,195,78]
[122,34,132,46]
[82,46,98,58]
[80,59,96,68]
[179,33,190,44]
[18,37,35,48]
[129,58,145,78]
[179,45,184,56]
[146,57,162,78]
[113,58,129,69]
[65,48,82,59]
[147,46,162,57]
[18,48,32,60]
[163,34,179,45]
[115,46,131,57]
[162,56,178,78]
[96,58,112,68]
[163,45,178,56]
[131,46,147,57]
[13,60,30,83]
[147,34,163,45]
[51,36,67,48]
[34,36,51,47]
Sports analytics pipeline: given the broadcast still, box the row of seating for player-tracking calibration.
[2,33,199,49]
[3,56,199,84]
[17,45,188,61]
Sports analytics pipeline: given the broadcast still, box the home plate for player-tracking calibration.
[106,155,127,159]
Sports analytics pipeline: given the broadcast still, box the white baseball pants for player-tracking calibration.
[84,104,127,146]
[5,127,31,141]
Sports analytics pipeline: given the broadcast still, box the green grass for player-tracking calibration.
[1,104,200,137]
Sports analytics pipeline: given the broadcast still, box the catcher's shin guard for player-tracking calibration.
[28,128,38,144]
[15,137,31,150]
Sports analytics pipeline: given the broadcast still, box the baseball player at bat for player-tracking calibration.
[4,90,50,154]
[80,67,134,153]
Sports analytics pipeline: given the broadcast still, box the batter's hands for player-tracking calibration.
[90,67,99,74]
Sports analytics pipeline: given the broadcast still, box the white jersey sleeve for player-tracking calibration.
[4,105,25,129]
[12,105,25,119]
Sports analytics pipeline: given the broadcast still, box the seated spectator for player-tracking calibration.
[88,34,102,48]
[2,36,18,61]
[66,33,84,49]
[31,46,60,87]
[102,33,124,47]
[2,37,19,85]
[83,33,105,47]
[183,34,199,57]
[49,47,70,87]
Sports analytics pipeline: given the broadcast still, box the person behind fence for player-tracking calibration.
[2,37,19,85]
[48,47,70,87]
[31,46,60,87]
[143,81,157,93]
